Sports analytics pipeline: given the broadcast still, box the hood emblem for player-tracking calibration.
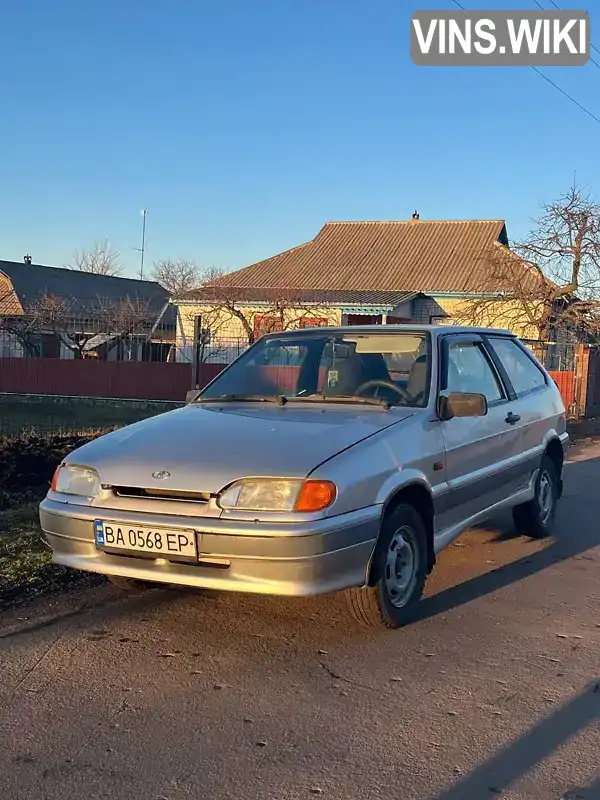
[152,470,171,480]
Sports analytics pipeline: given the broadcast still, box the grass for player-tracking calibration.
[0,502,50,590]
[0,496,101,607]
[0,394,182,437]
[566,415,600,443]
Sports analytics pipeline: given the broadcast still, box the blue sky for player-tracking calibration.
[2,0,599,278]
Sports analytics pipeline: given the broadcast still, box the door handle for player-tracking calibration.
[505,412,521,425]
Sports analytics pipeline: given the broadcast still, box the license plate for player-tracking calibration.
[94,521,197,558]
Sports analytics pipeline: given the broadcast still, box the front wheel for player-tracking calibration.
[346,503,428,629]
[513,455,558,539]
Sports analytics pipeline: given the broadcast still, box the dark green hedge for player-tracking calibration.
[0,432,102,501]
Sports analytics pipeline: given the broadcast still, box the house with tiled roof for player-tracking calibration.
[173,216,543,363]
[0,258,175,360]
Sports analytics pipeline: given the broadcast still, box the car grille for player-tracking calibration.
[112,486,211,504]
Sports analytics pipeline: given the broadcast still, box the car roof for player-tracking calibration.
[263,324,515,338]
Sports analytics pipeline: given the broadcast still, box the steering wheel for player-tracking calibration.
[354,379,410,403]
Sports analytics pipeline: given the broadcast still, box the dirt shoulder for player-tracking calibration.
[566,416,600,444]
[0,498,101,609]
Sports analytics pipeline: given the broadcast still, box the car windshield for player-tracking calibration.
[198,332,430,408]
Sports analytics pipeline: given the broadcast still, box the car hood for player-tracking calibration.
[66,403,414,493]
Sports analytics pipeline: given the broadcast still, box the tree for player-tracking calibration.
[7,293,156,359]
[457,184,600,339]
[68,238,123,276]
[152,259,204,298]
[184,275,335,363]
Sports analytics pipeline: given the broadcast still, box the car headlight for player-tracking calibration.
[51,464,101,497]
[218,479,336,512]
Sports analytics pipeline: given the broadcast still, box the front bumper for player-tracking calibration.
[39,499,381,597]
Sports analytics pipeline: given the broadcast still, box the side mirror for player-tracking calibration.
[438,392,488,421]
[186,389,201,404]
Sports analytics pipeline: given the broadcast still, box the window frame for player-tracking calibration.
[198,328,434,408]
[437,332,510,410]
[483,334,548,400]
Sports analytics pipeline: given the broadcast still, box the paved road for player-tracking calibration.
[1,441,599,800]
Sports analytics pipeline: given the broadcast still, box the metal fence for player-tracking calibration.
[521,339,581,416]
[0,309,256,434]
[522,339,578,373]
[0,317,591,435]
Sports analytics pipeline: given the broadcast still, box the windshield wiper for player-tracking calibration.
[285,394,391,410]
[198,394,289,406]
[198,393,391,409]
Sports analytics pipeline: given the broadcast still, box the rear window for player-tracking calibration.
[489,337,546,396]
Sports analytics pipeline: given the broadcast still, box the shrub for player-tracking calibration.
[0,431,105,497]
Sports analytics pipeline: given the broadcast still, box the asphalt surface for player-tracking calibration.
[1,441,599,800]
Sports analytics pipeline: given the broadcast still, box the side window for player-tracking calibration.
[489,337,546,396]
[446,341,504,403]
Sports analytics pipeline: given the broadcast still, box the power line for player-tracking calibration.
[531,66,600,124]
[448,0,600,125]
[459,0,599,65]
[533,0,600,58]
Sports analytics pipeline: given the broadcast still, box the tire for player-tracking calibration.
[512,455,558,539]
[107,575,153,592]
[346,503,428,629]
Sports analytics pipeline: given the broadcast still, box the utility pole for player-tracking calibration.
[135,209,147,279]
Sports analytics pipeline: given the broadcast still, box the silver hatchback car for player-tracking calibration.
[40,326,567,628]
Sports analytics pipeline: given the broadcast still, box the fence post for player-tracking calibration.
[573,343,589,418]
[192,316,201,390]
[583,345,599,418]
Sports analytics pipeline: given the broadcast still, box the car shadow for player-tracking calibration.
[431,679,600,799]
[416,456,600,623]
[562,775,600,800]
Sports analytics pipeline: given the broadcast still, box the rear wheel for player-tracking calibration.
[512,455,558,539]
[346,503,428,629]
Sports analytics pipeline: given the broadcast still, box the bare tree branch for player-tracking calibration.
[6,293,157,359]
[194,280,333,347]
[177,275,335,369]
[152,259,206,298]
[67,238,123,276]
[457,184,600,339]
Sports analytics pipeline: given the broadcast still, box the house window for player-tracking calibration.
[386,315,410,324]
[299,317,328,328]
[253,314,283,339]
[347,314,382,325]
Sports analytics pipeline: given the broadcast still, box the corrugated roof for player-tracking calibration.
[183,287,417,308]
[213,219,536,294]
[0,273,23,315]
[0,259,175,325]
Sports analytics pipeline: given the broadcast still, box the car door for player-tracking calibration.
[483,335,558,492]
[438,333,523,527]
